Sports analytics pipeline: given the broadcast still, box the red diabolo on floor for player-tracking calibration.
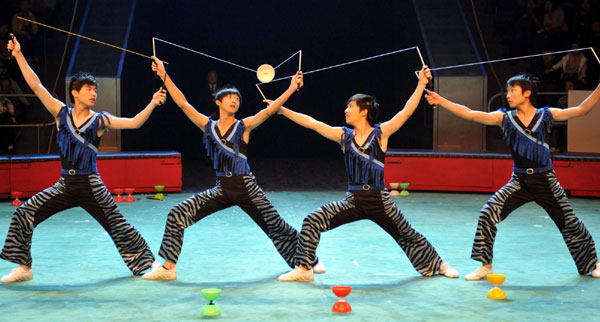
[332,285,352,313]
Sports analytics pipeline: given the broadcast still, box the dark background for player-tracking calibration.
[2,0,599,189]
[119,0,431,162]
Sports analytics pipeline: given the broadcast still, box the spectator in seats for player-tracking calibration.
[539,0,568,34]
[556,79,577,109]
[572,0,599,37]
[11,0,40,63]
[0,76,30,122]
[0,60,31,118]
[0,97,17,154]
[547,40,588,86]
[536,0,568,48]
[513,1,542,55]
[0,24,11,61]
[550,79,578,152]
[529,49,561,93]
[583,20,600,85]
[201,70,219,108]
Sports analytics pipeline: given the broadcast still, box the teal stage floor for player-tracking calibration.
[0,191,599,321]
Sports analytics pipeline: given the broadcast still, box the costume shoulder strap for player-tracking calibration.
[340,126,353,153]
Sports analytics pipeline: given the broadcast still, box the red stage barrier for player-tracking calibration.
[385,150,600,197]
[1,152,182,198]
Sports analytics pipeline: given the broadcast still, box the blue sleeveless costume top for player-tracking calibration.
[56,105,111,175]
[203,117,251,176]
[341,123,386,190]
[500,106,553,174]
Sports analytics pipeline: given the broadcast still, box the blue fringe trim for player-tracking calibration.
[55,106,106,171]
[501,107,553,166]
[341,124,384,187]
[203,118,249,175]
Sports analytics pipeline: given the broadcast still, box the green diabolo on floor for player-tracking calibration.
[202,288,222,316]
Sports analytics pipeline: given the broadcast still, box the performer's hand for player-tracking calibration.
[418,65,432,86]
[424,89,442,106]
[151,56,166,78]
[290,71,303,91]
[7,33,21,57]
[152,88,167,106]
[262,99,273,105]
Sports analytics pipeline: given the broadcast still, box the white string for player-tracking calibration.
[428,47,594,72]
[153,37,256,73]
[261,46,418,84]
[274,51,300,70]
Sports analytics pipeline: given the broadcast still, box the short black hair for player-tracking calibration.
[506,74,540,105]
[347,93,379,126]
[214,85,242,103]
[68,72,98,102]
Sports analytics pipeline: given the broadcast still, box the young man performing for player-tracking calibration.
[143,57,324,280]
[425,74,600,280]
[277,66,459,281]
[1,35,167,283]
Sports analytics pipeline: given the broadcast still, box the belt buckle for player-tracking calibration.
[358,147,366,153]
[220,138,228,145]
[226,171,233,178]
[526,168,534,175]
[524,129,532,135]
[68,169,76,175]
[362,184,370,190]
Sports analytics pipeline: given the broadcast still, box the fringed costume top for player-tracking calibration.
[500,106,554,174]
[203,117,251,176]
[341,124,385,190]
[56,106,110,175]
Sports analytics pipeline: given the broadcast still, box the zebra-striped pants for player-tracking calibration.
[294,190,443,276]
[472,170,598,274]
[0,174,155,275]
[158,174,299,267]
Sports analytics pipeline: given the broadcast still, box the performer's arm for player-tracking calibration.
[7,35,63,117]
[278,107,344,143]
[102,88,166,129]
[244,71,303,130]
[152,56,209,131]
[551,83,600,121]
[425,89,504,126]
[380,65,430,136]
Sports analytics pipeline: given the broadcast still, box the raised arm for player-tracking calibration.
[278,106,344,143]
[244,71,303,130]
[380,65,431,136]
[152,56,209,131]
[8,34,63,117]
[101,88,166,130]
[551,83,600,121]
[425,89,504,126]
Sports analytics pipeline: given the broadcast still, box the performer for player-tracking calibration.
[143,57,324,280]
[0,35,166,283]
[425,74,600,280]
[277,66,459,282]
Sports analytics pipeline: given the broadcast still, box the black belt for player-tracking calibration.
[513,165,553,175]
[347,184,384,191]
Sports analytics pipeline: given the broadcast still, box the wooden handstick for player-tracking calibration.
[256,85,267,102]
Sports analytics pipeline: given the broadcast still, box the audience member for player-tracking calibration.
[0,24,11,61]
[0,97,17,154]
[11,0,40,63]
[201,70,219,108]
[547,40,588,86]
[583,20,600,85]
[550,79,578,153]
[530,49,561,92]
